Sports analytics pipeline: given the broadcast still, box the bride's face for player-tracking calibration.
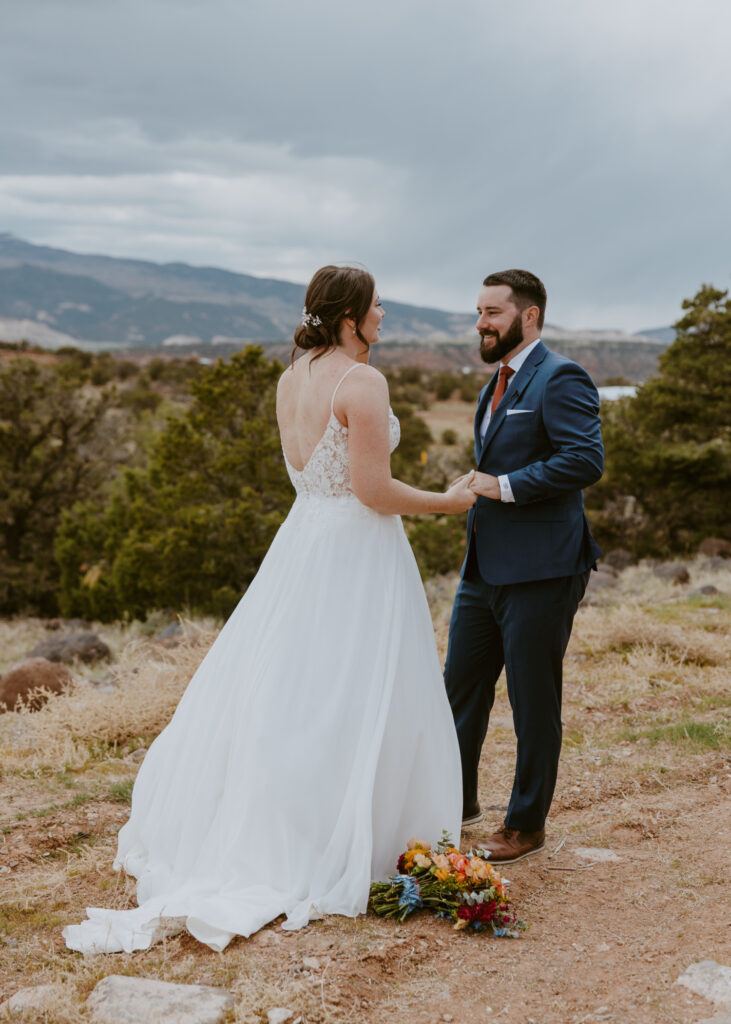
[359,288,385,345]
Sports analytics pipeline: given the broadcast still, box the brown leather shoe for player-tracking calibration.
[482,825,545,864]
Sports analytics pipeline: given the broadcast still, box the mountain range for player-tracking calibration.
[0,234,674,381]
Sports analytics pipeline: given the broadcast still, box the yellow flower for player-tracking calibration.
[434,868,451,882]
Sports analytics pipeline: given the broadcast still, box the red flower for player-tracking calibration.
[457,901,497,924]
[397,854,407,874]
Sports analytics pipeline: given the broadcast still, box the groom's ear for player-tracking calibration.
[523,305,540,329]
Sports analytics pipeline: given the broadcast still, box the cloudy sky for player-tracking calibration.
[2,0,730,329]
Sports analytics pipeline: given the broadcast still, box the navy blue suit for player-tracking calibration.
[444,341,604,831]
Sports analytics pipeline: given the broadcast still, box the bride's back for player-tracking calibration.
[276,353,359,472]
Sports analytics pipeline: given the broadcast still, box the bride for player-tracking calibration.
[63,265,476,954]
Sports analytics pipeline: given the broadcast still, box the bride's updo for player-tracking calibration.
[292,265,375,364]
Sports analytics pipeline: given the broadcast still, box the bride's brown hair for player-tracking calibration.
[291,265,376,365]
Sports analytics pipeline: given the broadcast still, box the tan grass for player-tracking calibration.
[0,626,219,772]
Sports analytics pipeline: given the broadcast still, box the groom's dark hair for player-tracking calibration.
[483,269,547,330]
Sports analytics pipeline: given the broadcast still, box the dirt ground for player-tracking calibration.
[0,560,729,1023]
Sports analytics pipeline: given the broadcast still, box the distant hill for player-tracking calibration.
[0,234,475,344]
[0,234,673,382]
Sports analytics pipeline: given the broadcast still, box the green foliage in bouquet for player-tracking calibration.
[369,833,525,935]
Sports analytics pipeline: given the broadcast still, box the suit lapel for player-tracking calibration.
[478,341,548,463]
[474,373,498,462]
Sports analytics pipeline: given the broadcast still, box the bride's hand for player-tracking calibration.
[443,470,477,512]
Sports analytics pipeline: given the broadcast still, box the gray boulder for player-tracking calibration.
[653,561,690,584]
[603,548,635,570]
[86,976,235,1024]
[27,631,111,665]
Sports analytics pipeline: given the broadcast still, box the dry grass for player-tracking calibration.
[0,622,218,772]
[0,560,729,1022]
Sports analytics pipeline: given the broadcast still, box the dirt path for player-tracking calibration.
[0,565,728,1022]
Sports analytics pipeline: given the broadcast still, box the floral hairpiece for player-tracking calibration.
[301,307,322,328]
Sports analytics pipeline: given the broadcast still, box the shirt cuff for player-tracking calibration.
[498,474,515,502]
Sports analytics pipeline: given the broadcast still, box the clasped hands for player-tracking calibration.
[450,470,501,500]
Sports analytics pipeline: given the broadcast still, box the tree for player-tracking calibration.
[0,358,117,613]
[587,285,731,553]
[56,347,293,620]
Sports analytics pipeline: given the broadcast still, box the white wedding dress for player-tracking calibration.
[64,364,462,954]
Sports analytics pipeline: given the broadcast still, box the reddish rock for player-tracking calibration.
[698,537,731,558]
[0,658,72,712]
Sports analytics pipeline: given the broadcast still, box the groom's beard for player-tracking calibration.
[479,314,524,364]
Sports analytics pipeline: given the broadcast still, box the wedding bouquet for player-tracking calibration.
[368,833,525,935]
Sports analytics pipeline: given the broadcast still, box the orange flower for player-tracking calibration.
[448,851,470,876]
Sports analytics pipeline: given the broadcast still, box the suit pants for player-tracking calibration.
[444,547,589,832]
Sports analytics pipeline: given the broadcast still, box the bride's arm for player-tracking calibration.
[343,367,475,515]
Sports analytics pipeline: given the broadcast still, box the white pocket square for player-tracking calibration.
[506,408,534,415]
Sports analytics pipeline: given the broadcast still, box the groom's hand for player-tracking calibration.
[470,471,501,500]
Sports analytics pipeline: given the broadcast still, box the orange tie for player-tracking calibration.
[491,365,515,414]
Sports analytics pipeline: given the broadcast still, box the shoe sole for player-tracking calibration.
[461,812,484,827]
[485,842,545,865]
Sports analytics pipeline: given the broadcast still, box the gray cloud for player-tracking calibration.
[2,0,730,328]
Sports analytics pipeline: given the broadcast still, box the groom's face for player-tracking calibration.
[477,285,524,364]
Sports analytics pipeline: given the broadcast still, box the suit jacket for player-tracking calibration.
[464,340,604,584]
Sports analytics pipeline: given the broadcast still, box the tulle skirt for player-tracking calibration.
[63,494,462,953]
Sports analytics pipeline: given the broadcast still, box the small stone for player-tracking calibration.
[86,975,235,1023]
[125,747,148,763]
[267,1010,295,1024]
[443,1016,454,1022]
[0,984,65,1016]
[690,584,720,596]
[652,561,690,584]
[574,847,621,862]
[302,956,320,970]
[698,537,731,558]
[676,960,731,1009]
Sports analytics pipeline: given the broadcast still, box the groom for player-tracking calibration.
[444,269,604,864]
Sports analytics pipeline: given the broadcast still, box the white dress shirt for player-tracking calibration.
[479,338,541,503]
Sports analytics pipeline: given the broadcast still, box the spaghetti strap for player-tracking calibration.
[330,363,364,414]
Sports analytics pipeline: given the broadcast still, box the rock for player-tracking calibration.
[302,956,320,970]
[573,847,621,863]
[267,1011,295,1024]
[27,631,111,665]
[653,561,690,584]
[698,537,731,558]
[125,746,148,763]
[676,960,731,1009]
[158,622,183,639]
[603,548,635,570]
[690,585,721,597]
[86,976,235,1024]
[41,616,91,631]
[0,658,72,712]
[156,622,184,648]
[0,984,65,1016]
[705,556,728,572]
[597,563,619,577]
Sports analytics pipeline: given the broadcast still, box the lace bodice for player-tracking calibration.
[283,407,400,498]
[282,362,400,500]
